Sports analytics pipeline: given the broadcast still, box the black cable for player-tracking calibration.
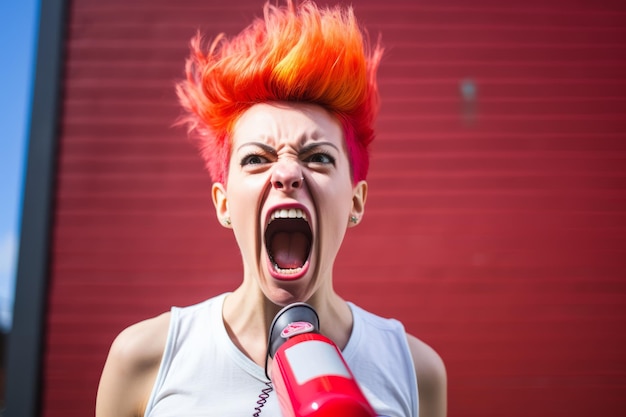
[252,380,274,417]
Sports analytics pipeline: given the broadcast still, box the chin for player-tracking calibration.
[262,275,316,307]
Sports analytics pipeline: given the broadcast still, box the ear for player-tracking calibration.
[349,180,368,227]
[212,182,231,228]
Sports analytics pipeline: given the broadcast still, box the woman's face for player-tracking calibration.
[212,102,367,305]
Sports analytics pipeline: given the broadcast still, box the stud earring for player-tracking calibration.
[350,215,358,224]
[224,217,231,226]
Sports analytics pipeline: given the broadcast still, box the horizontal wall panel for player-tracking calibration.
[42,1,626,417]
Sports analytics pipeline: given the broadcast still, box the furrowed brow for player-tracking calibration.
[298,142,339,155]
[236,142,278,156]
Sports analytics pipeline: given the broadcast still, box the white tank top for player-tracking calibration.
[144,293,418,417]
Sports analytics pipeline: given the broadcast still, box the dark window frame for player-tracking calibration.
[4,0,68,415]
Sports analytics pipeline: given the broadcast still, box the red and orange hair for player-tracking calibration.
[176,0,383,184]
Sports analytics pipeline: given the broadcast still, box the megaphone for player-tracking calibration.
[265,303,377,417]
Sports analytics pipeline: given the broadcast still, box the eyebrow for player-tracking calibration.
[236,141,340,155]
[298,141,340,155]
[236,142,277,155]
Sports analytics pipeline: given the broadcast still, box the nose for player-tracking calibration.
[271,160,304,192]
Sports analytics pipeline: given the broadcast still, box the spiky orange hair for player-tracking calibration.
[176,0,383,184]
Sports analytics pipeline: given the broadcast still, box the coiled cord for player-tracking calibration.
[252,380,274,417]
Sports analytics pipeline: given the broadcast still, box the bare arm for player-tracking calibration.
[96,313,170,417]
[407,334,447,417]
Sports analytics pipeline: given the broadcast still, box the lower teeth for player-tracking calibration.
[274,264,303,275]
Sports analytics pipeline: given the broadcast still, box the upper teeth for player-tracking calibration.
[269,208,307,223]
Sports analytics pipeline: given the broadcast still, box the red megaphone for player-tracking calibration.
[266,303,376,417]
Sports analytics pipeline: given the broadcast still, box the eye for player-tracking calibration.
[240,153,269,166]
[305,152,335,165]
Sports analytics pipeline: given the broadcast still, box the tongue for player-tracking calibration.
[270,232,309,269]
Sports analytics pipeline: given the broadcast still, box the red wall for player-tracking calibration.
[44,1,626,416]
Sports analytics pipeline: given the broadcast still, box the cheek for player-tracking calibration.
[317,192,352,264]
[227,188,261,261]
[228,187,256,219]
[226,176,270,228]
[317,181,354,230]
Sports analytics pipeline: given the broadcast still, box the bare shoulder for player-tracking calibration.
[110,312,171,370]
[406,334,448,417]
[96,312,171,417]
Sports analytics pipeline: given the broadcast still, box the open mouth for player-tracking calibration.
[264,208,312,279]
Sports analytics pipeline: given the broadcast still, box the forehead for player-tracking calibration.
[231,102,345,149]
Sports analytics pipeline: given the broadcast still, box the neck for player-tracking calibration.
[222,283,353,366]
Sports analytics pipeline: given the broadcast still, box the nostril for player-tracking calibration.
[293,176,304,188]
[272,175,303,191]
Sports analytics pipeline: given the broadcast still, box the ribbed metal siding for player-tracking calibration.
[44,1,626,416]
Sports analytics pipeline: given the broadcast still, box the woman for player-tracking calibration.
[96,1,447,416]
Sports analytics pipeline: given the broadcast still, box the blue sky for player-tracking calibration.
[0,1,40,331]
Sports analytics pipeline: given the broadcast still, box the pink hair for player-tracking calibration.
[176,0,383,184]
